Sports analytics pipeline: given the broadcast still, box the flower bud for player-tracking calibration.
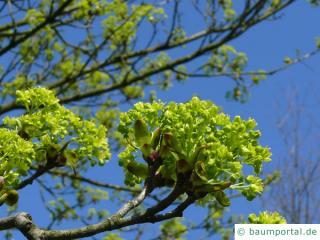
[127,161,148,179]
[140,143,152,158]
[213,191,230,207]
[163,133,181,153]
[194,161,207,181]
[176,159,191,174]
[5,190,19,206]
[148,151,160,162]
[151,128,162,149]
[134,119,150,146]
[189,145,206,165]
[159,144,171,158]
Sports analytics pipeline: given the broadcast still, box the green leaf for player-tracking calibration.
[248,211,286,224]
[213,191,230,207]
[134,119,150,146]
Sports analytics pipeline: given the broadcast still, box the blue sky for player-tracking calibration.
[1,1,320,239]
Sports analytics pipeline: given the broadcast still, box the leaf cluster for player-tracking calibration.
[118,97,271,205]
[0,88,110,191]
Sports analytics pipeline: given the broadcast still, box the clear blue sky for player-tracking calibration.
[2,2,320,239]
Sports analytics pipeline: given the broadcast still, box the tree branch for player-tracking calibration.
[0,0,73,57]
[47,169,141,193]
[0,195,196,240]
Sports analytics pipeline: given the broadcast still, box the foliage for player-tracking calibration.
[118,97,270,204]
[1,88,110,191]
[0,0,317,239]
[160,219,187,240]
[248,211,287,224]
[0,128,35,187]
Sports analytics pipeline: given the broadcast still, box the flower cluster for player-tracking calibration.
[118,97,271,204]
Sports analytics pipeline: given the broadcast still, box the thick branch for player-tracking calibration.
[0,195,195,240]
[144,196,196,223]
[115,185,150,218]
[0,212,43,240]
[0,172,188,240]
